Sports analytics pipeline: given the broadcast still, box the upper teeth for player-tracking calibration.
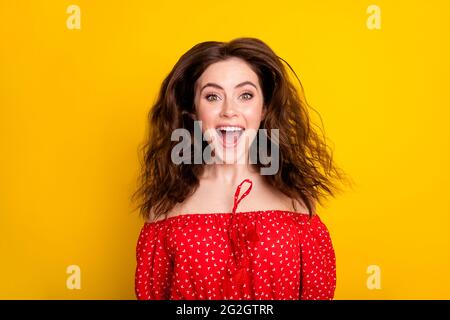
[217,126,243,132]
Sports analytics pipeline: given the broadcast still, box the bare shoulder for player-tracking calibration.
[291,197,313,215]
[144,207,173,223]
[253,180,311,215]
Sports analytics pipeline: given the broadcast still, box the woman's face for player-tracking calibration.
[192,57,266,164]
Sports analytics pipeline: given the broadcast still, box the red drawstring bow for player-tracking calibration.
[223,179,259,299]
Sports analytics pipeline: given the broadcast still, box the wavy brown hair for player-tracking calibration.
[131,37,350,222]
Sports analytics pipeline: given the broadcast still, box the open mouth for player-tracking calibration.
[215,126,245,148]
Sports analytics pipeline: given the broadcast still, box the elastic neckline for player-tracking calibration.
[145,209,312,225]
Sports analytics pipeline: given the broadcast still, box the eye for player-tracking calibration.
[240,92,254,101]
[205,94,221,102]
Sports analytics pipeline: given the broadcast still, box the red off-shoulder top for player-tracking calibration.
[135,179,336,300]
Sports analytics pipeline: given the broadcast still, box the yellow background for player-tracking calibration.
[1,0,449,299]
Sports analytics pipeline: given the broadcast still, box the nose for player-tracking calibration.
[220,98,237,118]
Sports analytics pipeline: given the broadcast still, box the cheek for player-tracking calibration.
[196,105,218,127]
[243,104,264,126]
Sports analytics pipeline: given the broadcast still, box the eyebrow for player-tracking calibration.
[200,81,257,93]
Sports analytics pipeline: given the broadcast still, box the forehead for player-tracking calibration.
[196,57,259,88]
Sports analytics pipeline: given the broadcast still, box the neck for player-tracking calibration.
[201,162,260,185]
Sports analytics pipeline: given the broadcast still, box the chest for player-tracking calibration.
[165,214,303,276]
[175,181,295,214]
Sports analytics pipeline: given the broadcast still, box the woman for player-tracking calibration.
[132,37,347,300]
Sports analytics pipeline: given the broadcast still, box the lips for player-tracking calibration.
[215,126,245,148]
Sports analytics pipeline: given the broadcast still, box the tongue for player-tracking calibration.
[222,131,240,146]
